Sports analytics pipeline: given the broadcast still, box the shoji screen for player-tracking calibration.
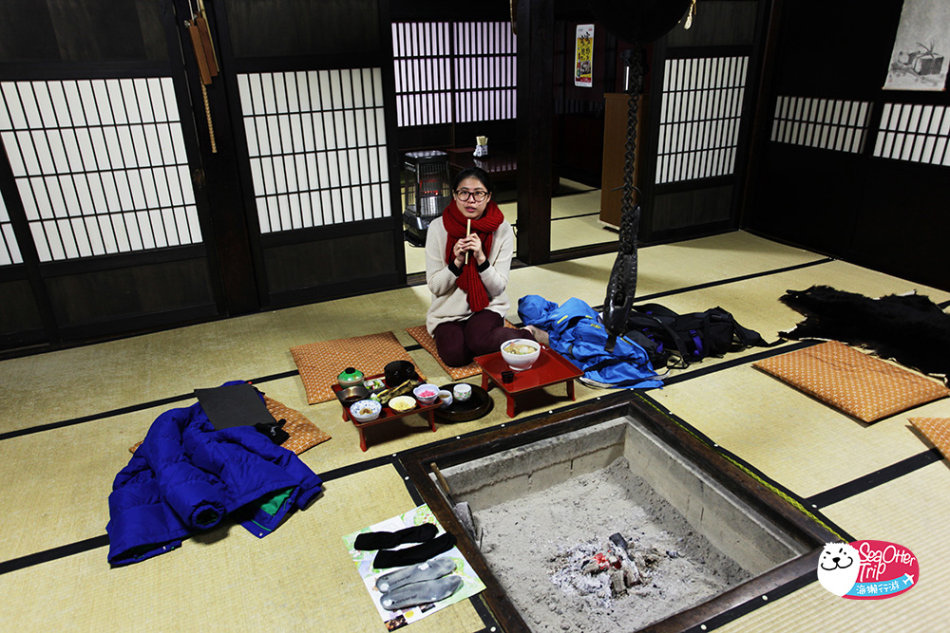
[392,21,516,127]
[237,68,391,234]
[392,22,453,127]
[874,103,950,166]
[770,96,871,153]
[0,78,201,262]
[453,22,516,123]
[0,193,21,265]
[657,56,749,184]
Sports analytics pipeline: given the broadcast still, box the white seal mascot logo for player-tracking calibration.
[817,542,861,596]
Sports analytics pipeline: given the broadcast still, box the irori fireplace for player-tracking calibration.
[403,394,839,633]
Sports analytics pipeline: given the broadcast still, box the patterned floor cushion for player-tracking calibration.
[753,340,949,423]
[291,331,424,404]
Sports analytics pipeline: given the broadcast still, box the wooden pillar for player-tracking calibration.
[175,0,260,316]
[515,0,554,265]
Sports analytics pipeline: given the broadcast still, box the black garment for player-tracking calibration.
[780,285,950,382]
[354,523,438,551]
[373,532,457,569]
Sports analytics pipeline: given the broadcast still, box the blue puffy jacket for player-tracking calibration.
[106,386,323,566]
[518,295,662,389]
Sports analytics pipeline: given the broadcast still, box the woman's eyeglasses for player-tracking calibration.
[454,189,489,202]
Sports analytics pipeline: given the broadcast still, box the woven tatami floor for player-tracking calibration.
[1,230,948,633]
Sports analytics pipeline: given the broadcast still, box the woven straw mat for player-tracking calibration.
[406,325,481,380]
[290,331,424,404]
[406,320,519,381]
[909,417,950,461]
[753,340,949,423]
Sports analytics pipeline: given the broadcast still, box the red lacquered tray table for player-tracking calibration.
[331,376,440,451]
[474,346,583,417]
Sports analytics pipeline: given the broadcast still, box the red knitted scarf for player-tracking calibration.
[442,199,504,312]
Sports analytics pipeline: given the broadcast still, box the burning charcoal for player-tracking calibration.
[581,552,609,574]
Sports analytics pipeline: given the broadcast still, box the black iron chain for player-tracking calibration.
[602,46,644,351]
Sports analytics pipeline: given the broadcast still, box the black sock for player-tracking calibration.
[354,522,439,551]
[373,532,457,569]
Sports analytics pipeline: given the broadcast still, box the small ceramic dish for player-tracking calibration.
[350,399,381,422]
[388,395,416,412]
[413,383,440,405]
[363,377,386,391]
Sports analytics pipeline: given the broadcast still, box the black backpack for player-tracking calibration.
[624,303,770,369]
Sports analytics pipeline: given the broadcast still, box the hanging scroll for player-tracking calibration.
[574,24,594,87]
[884,0,949,91]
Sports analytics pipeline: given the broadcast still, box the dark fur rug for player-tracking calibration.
[779,285,950,383]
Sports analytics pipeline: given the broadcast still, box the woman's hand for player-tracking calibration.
[456,234,486,266]
[452,239,466,268]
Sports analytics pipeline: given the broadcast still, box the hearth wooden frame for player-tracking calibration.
[400,390,844,633]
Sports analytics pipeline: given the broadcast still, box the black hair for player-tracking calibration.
[452,166,494,194]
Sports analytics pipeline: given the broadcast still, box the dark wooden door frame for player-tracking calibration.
[171,0,260,316]
[516,0,554,266]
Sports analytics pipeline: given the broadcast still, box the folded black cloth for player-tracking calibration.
[373,532,457,569]
[354,522,438,551]
[195,383,273,430]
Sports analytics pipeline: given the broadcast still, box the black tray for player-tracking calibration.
[434,383,494,422]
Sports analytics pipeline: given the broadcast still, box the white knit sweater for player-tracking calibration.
[424,216,515,334]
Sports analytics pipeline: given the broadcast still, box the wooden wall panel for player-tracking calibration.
[263,230,400,302]
[224,0,382,59]
[770,0,903,98]
[0,279,42,336]
[0,0,167,63]
[664,0,758,48]
[44,257,215,327]
[651,185,733,235]
[847,159,950,291]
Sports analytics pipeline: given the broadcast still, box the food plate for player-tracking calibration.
[434,383,493,422]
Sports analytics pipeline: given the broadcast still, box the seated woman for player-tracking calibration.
[425,167,537,367]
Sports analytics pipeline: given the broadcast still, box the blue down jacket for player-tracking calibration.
[518,295,662,389]
[106,386,323,566]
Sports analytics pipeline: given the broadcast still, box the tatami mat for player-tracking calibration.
[0,230,824,433]
[0,465,485,633]
[651,362,950,498]
[3,230,948,633]
[715,462,950,633]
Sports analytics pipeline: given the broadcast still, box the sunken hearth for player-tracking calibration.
[403,394,840,633]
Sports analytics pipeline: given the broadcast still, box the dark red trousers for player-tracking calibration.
[433,310,535,367]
